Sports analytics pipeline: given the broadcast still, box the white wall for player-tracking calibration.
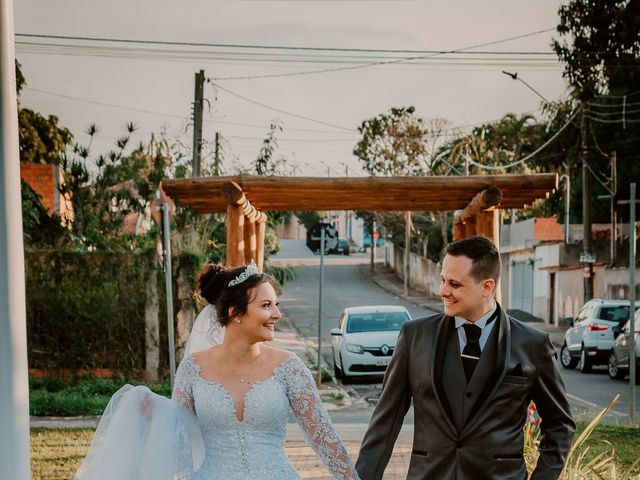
[387,243,440,298]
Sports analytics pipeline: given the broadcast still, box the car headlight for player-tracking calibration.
[346,343,364,354]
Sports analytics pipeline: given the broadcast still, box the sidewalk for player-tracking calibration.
[363,262,567,348]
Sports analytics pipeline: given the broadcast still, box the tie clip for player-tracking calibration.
[461,354,480,360]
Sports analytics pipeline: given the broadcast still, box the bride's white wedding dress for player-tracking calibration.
[75,305,360,480]
[172,354,359,479]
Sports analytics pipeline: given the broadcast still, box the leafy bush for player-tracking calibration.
[29,376,171,416]
[26,249,153,373]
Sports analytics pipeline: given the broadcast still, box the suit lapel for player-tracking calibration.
[460,306,512,438]
[431,315,459,436]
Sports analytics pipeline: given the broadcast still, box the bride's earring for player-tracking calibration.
[233,318,241,324]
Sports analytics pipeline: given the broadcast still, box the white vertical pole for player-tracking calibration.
[317,225,325,386]
[0,0,31,477]
[162,203,176,388]
[629,183,636,425]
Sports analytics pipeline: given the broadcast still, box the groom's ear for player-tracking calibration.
[481,278,496,297]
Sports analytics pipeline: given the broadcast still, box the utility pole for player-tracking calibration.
[191,70,205,177]
[611,151,617,262]
[404,211,411,298]
[581,108,595,301]
[0,0,31,476]
[618,184,639,425]
[214,132,221,176]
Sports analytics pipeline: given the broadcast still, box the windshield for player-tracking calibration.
[598,306,629,325]
[346,311,410,333]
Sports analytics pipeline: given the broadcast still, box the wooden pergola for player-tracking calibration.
[162,173,558,271]
[156,173,557,378]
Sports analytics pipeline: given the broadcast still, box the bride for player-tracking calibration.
[75,261,360,480]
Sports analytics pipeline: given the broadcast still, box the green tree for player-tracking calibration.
[554,0,640,100]
[353,106,427,176]
[16,61,73,164]
[553,0,640,223]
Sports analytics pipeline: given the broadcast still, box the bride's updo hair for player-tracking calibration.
[197,263,278,327]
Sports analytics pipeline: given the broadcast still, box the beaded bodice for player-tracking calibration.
[172,354,359,480]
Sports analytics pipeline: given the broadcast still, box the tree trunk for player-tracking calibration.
[439,211,449,246]
[145,250,160,382]
[175,259,195,365]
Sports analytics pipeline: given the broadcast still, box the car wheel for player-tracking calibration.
[607,352,626,380]
[340,354,352,384]
[578,346,593,373]
[560,343,578,369]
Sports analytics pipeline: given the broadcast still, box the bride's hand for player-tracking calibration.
[138,392,155,420]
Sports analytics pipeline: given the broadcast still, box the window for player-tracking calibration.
[346,312,410,333]
[598,306,629,326]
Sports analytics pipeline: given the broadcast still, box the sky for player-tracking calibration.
[14,0,568,177]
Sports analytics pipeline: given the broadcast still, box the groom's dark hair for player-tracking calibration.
[444,235,501,283]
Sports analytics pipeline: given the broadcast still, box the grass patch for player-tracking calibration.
[31,428,92,480]
[30,376,171,416]
[573,421,640,471]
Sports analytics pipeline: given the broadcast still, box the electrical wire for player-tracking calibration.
[465,108,580,171]
[210,82,356,132]
[210,28,558,80]
[24,87,189,120]
[15,32,556,56]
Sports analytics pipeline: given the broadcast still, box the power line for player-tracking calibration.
[210,28,558,80]
[210,82,356,132]
[465,108,581,171]
[15,32,556,55]
[24,87,189,120]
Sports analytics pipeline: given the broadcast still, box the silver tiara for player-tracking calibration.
[228,260,259,287]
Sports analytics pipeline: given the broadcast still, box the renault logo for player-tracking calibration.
[380,344,390,355]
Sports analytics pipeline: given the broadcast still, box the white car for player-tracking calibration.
[331,305,412,383]
[560,299,638,373]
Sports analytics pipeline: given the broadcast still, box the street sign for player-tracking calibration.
[579,252,597,263]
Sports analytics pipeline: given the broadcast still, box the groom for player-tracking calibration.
[356,236,575,480]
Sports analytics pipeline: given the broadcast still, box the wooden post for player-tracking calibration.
[222,181,266,268]
[464,217,477,236]
[226,204,245,266]
[476,208,501,303]
[256,219,266,272]
[453,213,465,241]
[452,187,502,241]
[244,217,257,264]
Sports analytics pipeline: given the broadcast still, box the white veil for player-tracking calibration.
[75,306,223,479]
[184,303,225,356]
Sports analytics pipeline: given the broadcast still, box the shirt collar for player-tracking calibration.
[454,300,497,329]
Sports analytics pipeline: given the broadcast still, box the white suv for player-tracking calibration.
[560,299,637,373]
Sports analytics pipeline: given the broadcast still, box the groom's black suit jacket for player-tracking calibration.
[355,304,575,480]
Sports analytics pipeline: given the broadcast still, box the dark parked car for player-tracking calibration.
[607,312,640,383]
[334,238,350,255]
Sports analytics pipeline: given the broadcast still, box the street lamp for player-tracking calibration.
[502,71,550,104]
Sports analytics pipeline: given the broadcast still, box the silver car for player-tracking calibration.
[607,311,640,383]
[560,299,638,373]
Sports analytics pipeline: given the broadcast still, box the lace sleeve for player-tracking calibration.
[172,355,197,412]
[278,355,360,480]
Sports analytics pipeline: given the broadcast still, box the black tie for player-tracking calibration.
[461,324,482,383]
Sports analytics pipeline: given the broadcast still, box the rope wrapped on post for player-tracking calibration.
[221,181,267,223]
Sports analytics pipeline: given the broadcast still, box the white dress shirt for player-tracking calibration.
[454,301,497,352]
